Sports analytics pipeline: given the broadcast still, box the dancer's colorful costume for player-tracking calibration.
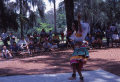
[69,21,89,69]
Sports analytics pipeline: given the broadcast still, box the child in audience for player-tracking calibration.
[95,31,103,49]
[51,42,58,49]
[2,46,13,58]
[53,33,60,47]
[42,39,51,52]
[40,35,45,45]
[11,42,19,56]
[85,33,92,48]
[28,37,34,55]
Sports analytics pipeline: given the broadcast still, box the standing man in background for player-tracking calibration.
[10,32,14,39]
[110,23,117,47]
[1,30,8,47]
[106,25,111,47]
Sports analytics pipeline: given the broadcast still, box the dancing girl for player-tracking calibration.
[68,14,89,81]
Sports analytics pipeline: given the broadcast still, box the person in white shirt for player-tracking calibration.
[110,23,117,47]
[2,46,13,58]
[42,39,51,52]
[1,30,8,47]
[17,37,28,51]
[112,31,119,47]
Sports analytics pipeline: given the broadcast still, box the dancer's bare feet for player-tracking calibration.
[68,77,76,80]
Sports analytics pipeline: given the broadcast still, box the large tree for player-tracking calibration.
[0,0,19,31]
[48,0,57,33]
[64,0,74,32]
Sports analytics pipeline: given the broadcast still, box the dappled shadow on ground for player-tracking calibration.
[0,48,120,77]
[0,49,74,76]
[84,58,120,76]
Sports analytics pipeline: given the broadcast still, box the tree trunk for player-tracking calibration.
[54,0,57,33]
[64,0,74,42]
[20,0,23,38]
[0,0,7,30]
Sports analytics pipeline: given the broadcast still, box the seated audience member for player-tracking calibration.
[17,37,28,51]
[11,42,20,56]
[40,29,46,37]
[28,37,34,55]
[25,34,30,52]
[61,30,64,43]
[10,36,15,47]
[49,30,52,40]
[51,42,58,49]
[2,46,13,58]
[119,32,120,41]
[52,33,60,47]
[37,36,43,52]
[25,34,30,43]
[37,41,42,52]
[33,33,38,44]
[112,31,119,47]
[95,31,103,48]
[40,35,45,44]
[33,33,38,52]
[42,39,51,52]
[85,33,92,47]
[67,30,75,49]
[91,34,96,48]
[68,39,75,50]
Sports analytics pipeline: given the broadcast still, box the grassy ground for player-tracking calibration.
[0,39,19,46]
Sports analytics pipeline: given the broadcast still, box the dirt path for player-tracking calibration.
[0,48,120,76]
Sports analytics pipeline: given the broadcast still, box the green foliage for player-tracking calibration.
[27,22,54,35]
[44,9,66,33]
